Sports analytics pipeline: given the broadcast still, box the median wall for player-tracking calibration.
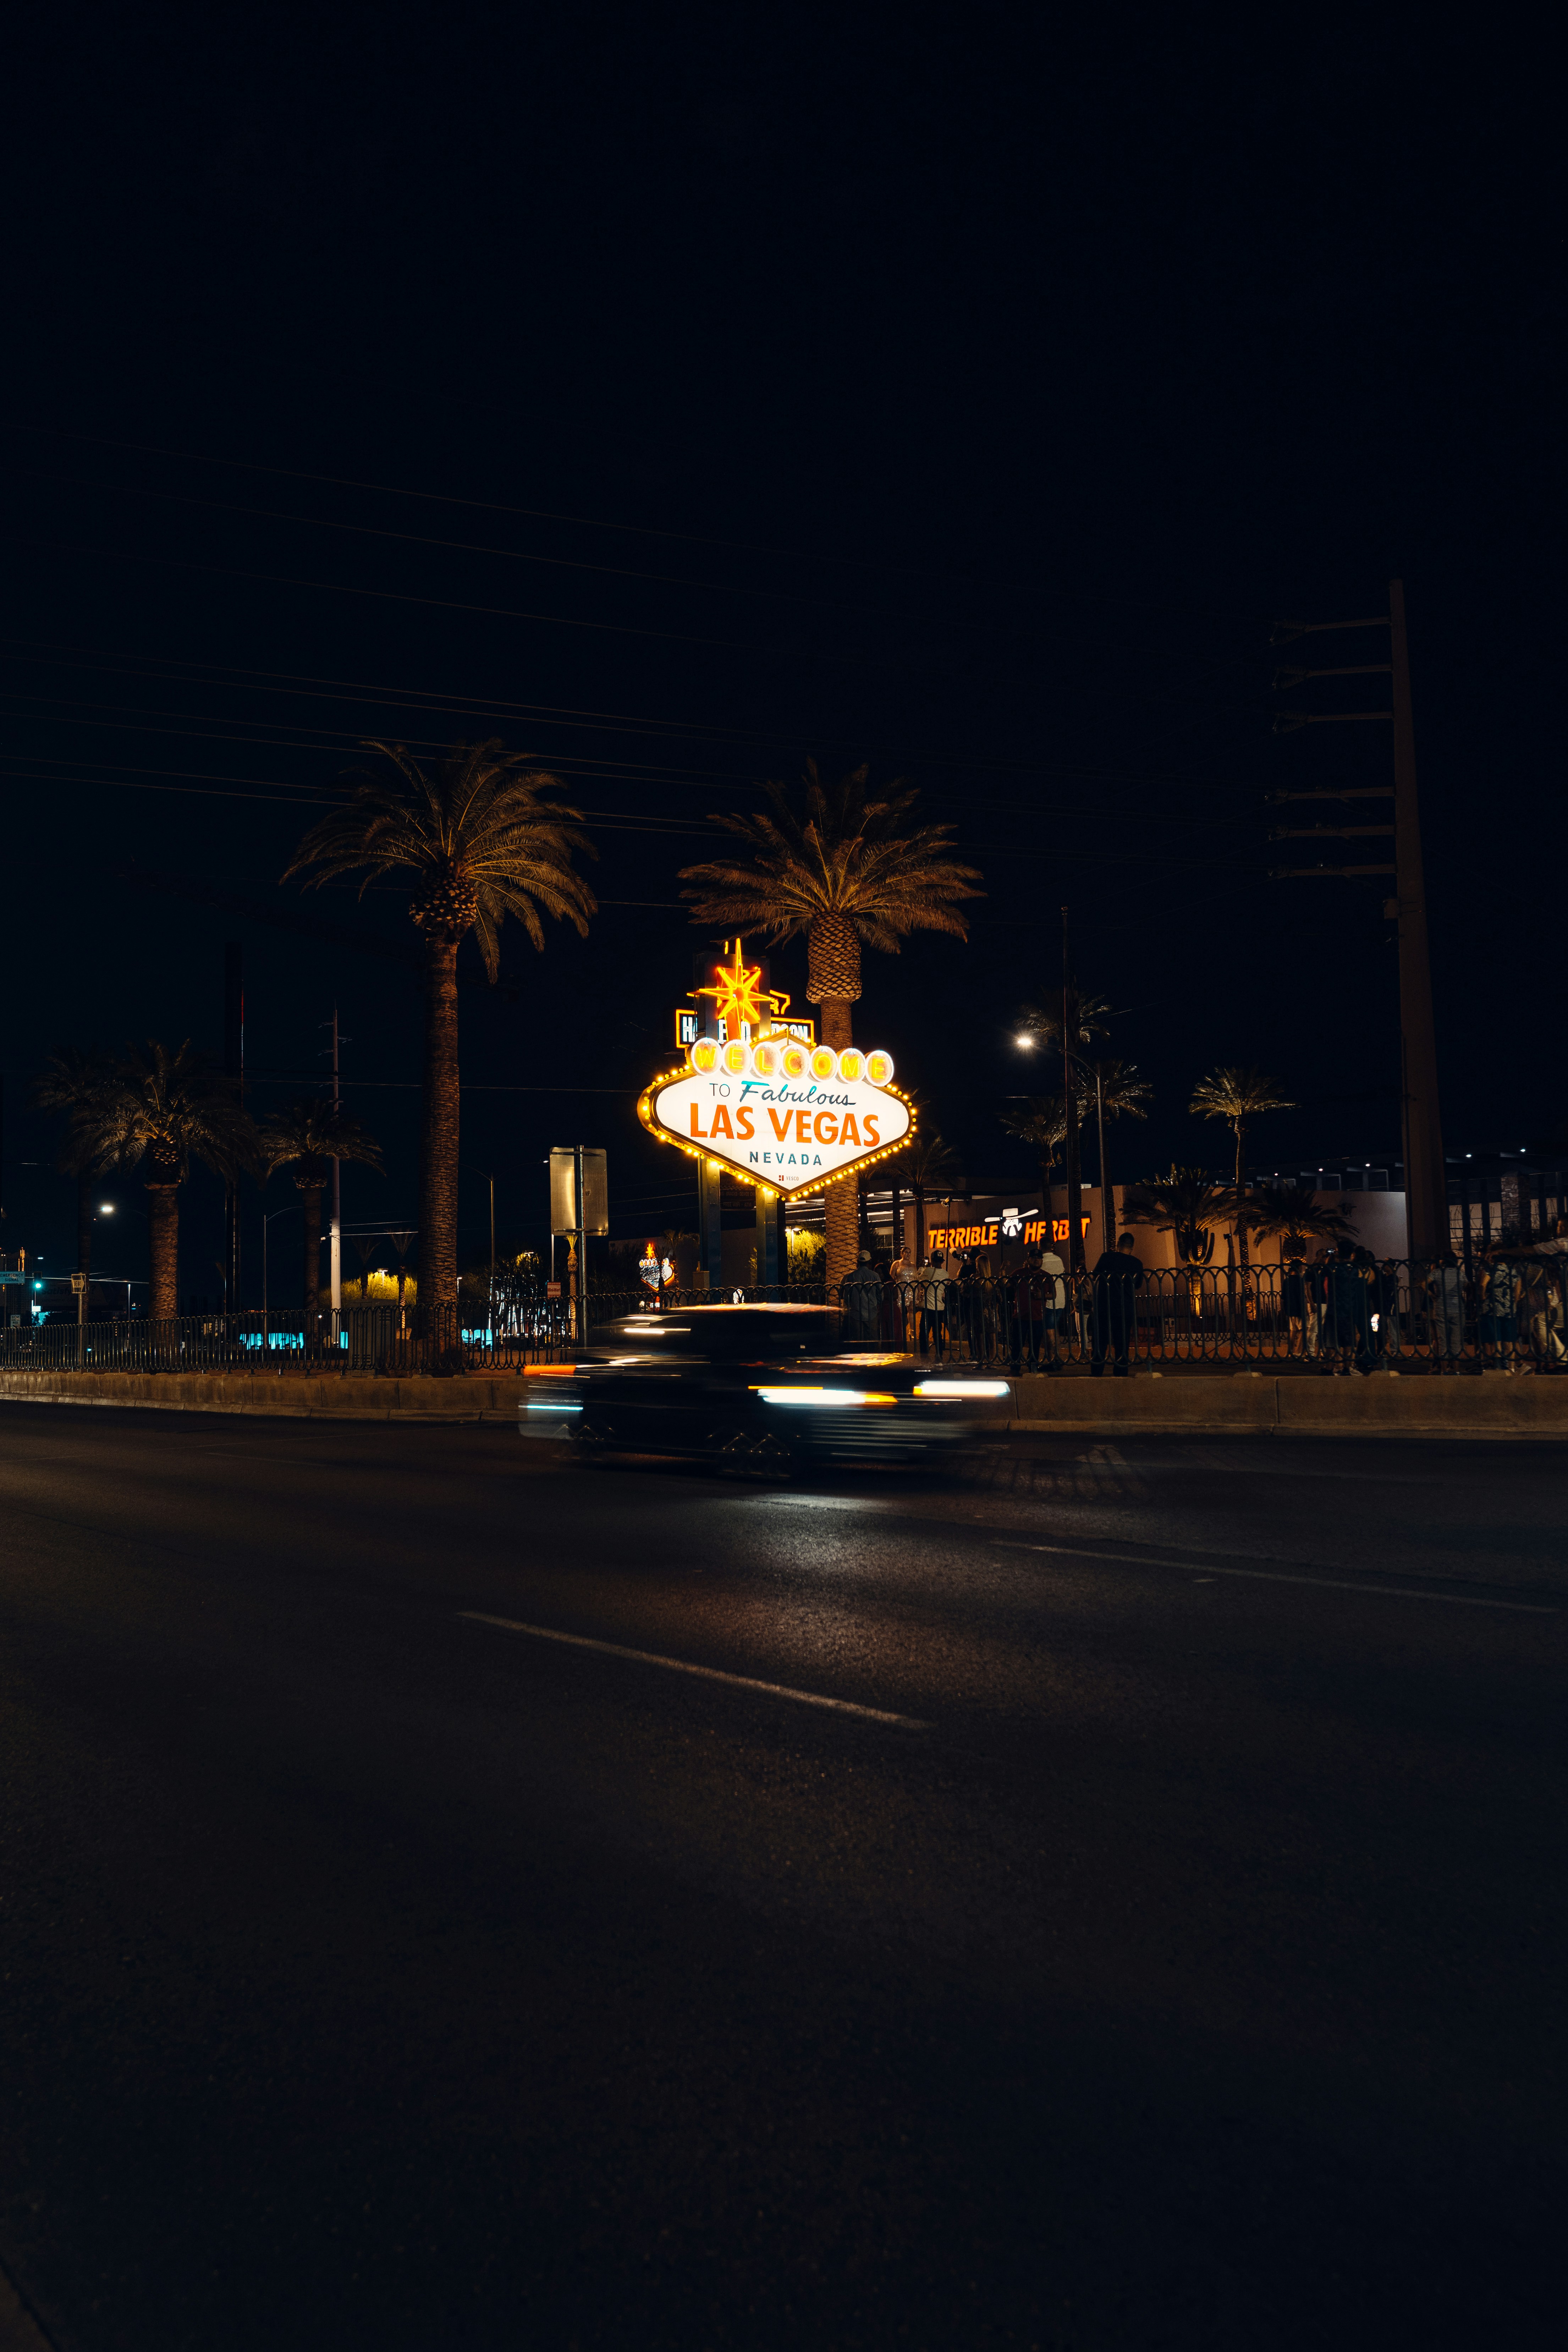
[4,1363,1568,1436]
[0,1369,519,1420]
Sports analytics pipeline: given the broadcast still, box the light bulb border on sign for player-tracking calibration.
[636,1044,915,1204]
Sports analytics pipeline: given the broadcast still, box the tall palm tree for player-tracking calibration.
[1190,1066,1296,1267]
[1082,1058,1151,1248]
[258,1100,383,1328]
[893,1116,963,1264]
[1016,991,1112,1270]
[679,760,981,1286]
[33,1046,115,1281]
[75,1043,257,1315]
[285,740,596,1311]
[1000,1093,1068,1215]
[1120,1167,1237,1266]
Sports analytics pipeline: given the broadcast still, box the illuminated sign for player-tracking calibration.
[640,1034,912,1202]
[928,1216,1089,1250]
[674,939,813,1048]
[675,1006,813,1049]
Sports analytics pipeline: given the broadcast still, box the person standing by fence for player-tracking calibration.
[1425,1250,1467,1371]
[1475,1244,1522,1371]
[1089,1232,1144,1377]
[842,1250,883,1345]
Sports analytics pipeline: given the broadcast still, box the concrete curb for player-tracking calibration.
[0,1370,523,1421]
[1007,1370,1568,1437]
[3,1367,1566,1438]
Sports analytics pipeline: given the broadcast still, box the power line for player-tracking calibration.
[1,533,816,660]
[42,471,891,620]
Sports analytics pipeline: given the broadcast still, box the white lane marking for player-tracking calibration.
[744,1494,891,1512]
[459,1612,931,1727]
[992,1541,1558,1613]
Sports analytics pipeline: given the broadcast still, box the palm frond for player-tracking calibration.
[284,739,598,979]
[258,1100,384,1183]
[73,1041,259,1186]
[1190,1065,1295,1122]
[678,756,983,952]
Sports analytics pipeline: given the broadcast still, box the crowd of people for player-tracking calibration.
[832,1220,1568,1376]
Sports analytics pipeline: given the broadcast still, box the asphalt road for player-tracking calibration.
[0,1407,1562,2351]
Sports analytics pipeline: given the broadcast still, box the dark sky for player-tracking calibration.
[2,12,1559,1297]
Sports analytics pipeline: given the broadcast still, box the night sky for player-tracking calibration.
[2,15,1558,1299]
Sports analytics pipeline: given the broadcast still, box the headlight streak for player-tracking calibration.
[751,1386,897,1408]
[912,1380,1011,1399]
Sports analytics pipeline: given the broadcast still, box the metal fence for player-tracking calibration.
[844,1257,1568,1373]
[3,1255,1565,1376]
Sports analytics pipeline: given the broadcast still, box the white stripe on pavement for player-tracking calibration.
[459,1612,932,1726]
[992,1541,1558,1612]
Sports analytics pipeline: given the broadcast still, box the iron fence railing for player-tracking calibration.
[3,1256,1565,1377]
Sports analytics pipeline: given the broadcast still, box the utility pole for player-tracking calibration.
[223,944,243,1312]
[1268,579,1446,1259]
[1388,582,1446,1259]
[329,1006,341,1316]
[1061,909,1084,1273]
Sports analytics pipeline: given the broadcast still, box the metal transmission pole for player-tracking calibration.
[1267,579,1446,1259]
[1388,582,1446,1258]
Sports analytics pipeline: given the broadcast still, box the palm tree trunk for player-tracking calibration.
[1234,1121,1249,1269]
[298,1180,324,1331]
[76,1169,93,1279]
[146,1183,179,1317]
[819,996,858,1290]
[419,934,461,1313]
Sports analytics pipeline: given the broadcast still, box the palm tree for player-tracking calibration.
[1236,1178,1354,1259]
[1190,1066,1296,1267]
[1082,1058,1151,1248]
[1016,990,1112,1271]
[1000,1093,1068,1215]
[893,1117,963,1265]
[75,1042,257,1315]
[679,760,982,1287]
[1120,1167,1237,1266]
[284,740,596,1311]
[258,1100,383,1329]
[33,1047,116,1281]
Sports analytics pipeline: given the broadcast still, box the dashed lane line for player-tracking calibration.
[459,1611,932,1726]
[991,1541,1558,1612]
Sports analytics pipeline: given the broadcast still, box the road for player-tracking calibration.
[0,1405,1562,2350]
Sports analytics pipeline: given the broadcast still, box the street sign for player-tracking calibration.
[640,1035,912,1203]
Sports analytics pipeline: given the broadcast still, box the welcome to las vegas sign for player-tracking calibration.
[638,1034,913,1201]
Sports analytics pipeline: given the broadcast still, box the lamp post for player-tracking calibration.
[464,1164,496,1332]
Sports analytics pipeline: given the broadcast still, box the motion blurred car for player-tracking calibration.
[518,1302,1011,1469]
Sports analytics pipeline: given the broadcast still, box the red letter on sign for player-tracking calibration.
[689,1105,706,1139]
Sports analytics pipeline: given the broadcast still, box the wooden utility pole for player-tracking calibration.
[1388,580,1446,1258]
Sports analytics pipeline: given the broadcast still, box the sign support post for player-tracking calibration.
[755,1185,779,1289]
[699,1159,723,1288]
